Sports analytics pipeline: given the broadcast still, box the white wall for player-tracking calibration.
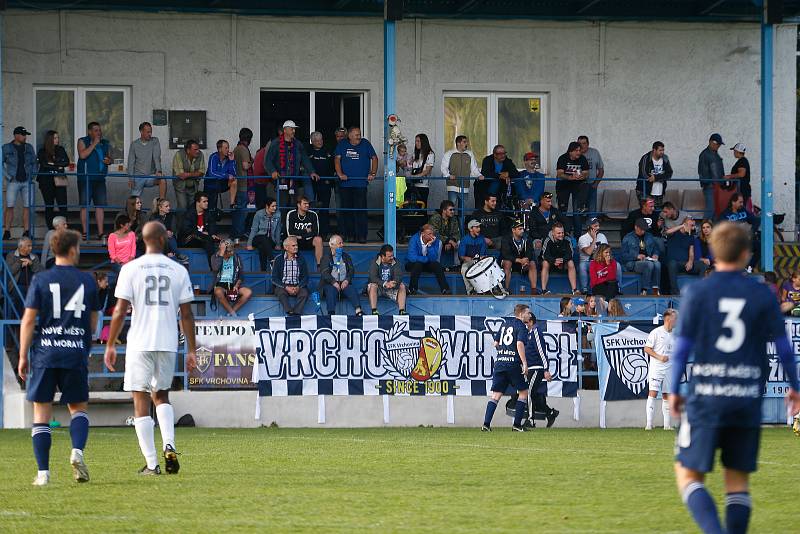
[2,10,796,227]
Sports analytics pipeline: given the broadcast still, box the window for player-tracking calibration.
[260,90,366,150]
[33,86,130,165]
[443,92,548,171]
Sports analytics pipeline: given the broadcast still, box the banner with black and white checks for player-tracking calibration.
[253,315,578,397]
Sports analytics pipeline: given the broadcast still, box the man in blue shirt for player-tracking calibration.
[334,127,378,244]
[459,219,489,295]
[482,303,532,432]
[405,224,450,295]
[17,229,101,485]
[513,152,545,210]
[77,122,112,241]
[670,222,800,534]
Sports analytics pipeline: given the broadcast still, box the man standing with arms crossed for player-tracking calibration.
[104,221,197,475]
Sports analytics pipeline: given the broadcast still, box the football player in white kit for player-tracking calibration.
[104,221,197,475]
[644,308,677,430]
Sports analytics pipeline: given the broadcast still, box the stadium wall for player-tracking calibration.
[2,11,796,228]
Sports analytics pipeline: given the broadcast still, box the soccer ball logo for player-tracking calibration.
[620,351,649,384]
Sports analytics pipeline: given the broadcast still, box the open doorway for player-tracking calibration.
[260,90,365,149]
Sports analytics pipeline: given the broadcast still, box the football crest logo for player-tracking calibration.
[195,346,213,373]
[381,322,448,382]
[601,328,650,395]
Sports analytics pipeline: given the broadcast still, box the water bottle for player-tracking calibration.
[311,291,321,310]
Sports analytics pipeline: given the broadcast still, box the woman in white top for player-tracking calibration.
[407,133,435,207]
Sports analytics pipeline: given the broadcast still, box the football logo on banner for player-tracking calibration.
[195,346,213,374]
[381,322,451,393]
[597,324,652,400]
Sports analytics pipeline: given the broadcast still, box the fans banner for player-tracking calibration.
[189,319,257,390]
[252,315,578,397]
[595,319,800,403]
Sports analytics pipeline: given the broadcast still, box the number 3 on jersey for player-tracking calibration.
[48,283,86,319]
[715,298,746,353]
[500,326,515,346]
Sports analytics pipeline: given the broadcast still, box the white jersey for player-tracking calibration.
[645,325,674,374]
[114,253,193,353]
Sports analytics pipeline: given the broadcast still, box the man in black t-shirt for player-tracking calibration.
[555,141,589,234]
[285,196,323,266]
[623,196,662,237]
[468,194,505,249]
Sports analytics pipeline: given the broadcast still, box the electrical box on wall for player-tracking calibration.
[169,110,207,149]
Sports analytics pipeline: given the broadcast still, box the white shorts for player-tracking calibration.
[648,365,672,395]
[124,351,177,393]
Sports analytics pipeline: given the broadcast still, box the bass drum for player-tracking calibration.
[465,257,506,297]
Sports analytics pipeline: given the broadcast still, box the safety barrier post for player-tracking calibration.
[760,11,774,271]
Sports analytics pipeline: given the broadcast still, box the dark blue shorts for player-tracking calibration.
[77,179,107,207]
[675,420,761,474]
[26,366,89,404]
[491,366,527,394]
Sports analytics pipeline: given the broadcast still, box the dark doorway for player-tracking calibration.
[260,91,310,147]
[315,92,363,149]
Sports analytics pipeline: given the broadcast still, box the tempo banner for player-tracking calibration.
[189,319,257,390]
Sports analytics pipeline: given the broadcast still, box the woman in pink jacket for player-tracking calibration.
[107,213,136,274]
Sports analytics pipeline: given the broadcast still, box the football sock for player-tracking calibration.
[31,423,51,471]
[513,400,527,427]
[683,481,723,534]
[133,416,159,470]
[155,403,176,450]
[483,399,498,426]
[70,411,89,450]
[661,400,670,428]
[646,397,655,427]
[725,492,751,534]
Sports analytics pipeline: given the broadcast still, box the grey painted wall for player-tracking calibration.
[2,11,796,228]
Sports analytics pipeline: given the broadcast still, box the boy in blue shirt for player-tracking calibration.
[670,222,800,534]
[17,229,101,485]
[482,303,532,432]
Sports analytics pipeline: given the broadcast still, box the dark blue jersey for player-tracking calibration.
[493,317,527,369]
[24,266,100,369]
[677,271,786,427]
[525,325,549,369]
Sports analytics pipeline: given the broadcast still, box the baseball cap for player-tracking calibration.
[730,143,747,153]
[282,120,299,129]
[634,218,649,231]
[572,297,586,306]
[709,133,724,145]
[523,151,538,161]
[511,219,524,229]
[587,217,600,228]
[467,219,481,229]
[13,126,31,136]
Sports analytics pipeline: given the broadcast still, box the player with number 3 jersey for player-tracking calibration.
[18,229,101,486]
[670,222,800,534]
[104,221,197,476]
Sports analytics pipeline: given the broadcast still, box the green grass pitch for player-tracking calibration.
[0,427,795,533]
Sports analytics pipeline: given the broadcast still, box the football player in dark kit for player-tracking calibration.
[17,229,102,485]
[481,303,531,432]
[670,222,800,534]
[505,312,559,429]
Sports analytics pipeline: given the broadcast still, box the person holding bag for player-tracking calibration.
[36,130,69,230]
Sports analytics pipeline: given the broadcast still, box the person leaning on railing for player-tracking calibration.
[171,139,206,228]
[76,121,111,241]
[3,126,37,240]
[334,126,378,244]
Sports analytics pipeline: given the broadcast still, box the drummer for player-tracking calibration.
[459,219,491,295]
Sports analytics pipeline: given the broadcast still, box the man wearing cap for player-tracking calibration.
[556,141,589,234]
[527,191,569,244]
[726,143,751,208]
[514,152,546,210]
[265,120,319,208]
[334,126,378,244]
[540,222,578,295]
[636,141,673,208]
[697,133,725,220]
[440,135,482,213]
[2,126,37,240]
[578,136,604,216]
[501,220,538,294]
[459,219,490,295]
[620,218,661,296]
